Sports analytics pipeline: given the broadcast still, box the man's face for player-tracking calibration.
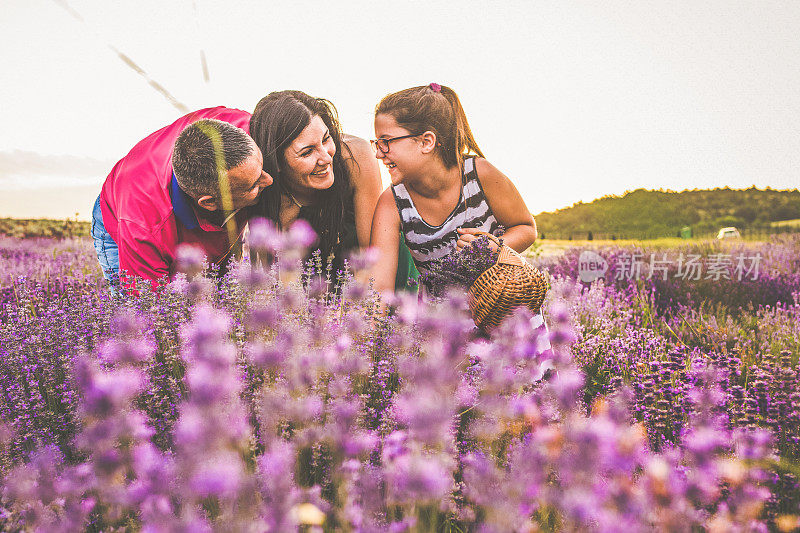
[226,142,273,210]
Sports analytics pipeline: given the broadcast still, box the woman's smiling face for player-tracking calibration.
[282,114,336,194]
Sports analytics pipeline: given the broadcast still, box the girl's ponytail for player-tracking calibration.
[376,84,484,169]
[439,85,484,163]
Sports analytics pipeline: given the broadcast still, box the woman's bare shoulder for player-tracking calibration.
[342,134,373,161]
[342,134,379,188]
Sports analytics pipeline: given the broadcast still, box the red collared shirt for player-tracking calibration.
[99,106,252,284]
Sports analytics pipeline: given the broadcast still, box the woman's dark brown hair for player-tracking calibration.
[375,84,484,169]
[250,90,354,259]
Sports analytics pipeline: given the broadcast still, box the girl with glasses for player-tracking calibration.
[369,83,539,299]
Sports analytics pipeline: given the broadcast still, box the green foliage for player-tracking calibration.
[535,187,800,239]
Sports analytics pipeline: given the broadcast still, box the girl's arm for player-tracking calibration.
[342,135,382,248]
[368,188,401,295]
[456,158,537,253]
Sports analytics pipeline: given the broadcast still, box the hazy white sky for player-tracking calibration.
[1,0,798,219]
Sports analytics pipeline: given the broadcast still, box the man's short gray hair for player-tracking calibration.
[172,119,254,198]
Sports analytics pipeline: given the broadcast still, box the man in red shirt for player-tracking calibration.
[92,107,273,289]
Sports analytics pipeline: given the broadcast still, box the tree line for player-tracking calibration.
[534,187,800,240]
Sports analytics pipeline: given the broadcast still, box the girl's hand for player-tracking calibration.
[456,227,499,251]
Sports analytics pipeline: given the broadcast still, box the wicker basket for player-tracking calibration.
[467,234,548,332]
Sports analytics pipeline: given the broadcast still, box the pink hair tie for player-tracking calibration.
[429,82,441,93]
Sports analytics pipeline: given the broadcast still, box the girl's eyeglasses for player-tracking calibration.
[370,133,419,154]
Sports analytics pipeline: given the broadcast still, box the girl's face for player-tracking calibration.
[282,114,336,194]
[374,113,423,185]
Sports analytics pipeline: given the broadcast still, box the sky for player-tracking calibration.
[1,0,798,220]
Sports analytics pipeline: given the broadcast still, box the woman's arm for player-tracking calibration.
[368,188,401,295]
[342,134,382,248]
[456,158,537,253]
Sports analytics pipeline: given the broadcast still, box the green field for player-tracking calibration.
[524,235,776,258]
[772,218,800,228]
[0,217,90,238]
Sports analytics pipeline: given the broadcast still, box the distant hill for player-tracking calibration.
[3,187,799,241]
[534,187,800,240]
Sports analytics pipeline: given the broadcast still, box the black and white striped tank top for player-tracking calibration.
[391,156,500,276]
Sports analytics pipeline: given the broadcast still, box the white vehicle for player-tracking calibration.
[716,227,741,239]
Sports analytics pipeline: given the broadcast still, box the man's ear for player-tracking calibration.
[420,131,438,154]
[197,195,219,211]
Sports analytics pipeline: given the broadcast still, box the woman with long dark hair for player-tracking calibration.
[250,90,417,287]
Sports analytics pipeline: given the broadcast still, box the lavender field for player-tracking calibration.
[1,228,799,532]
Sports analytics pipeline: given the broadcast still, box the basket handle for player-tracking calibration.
[466,230,501,246]
[464,230,525,267]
